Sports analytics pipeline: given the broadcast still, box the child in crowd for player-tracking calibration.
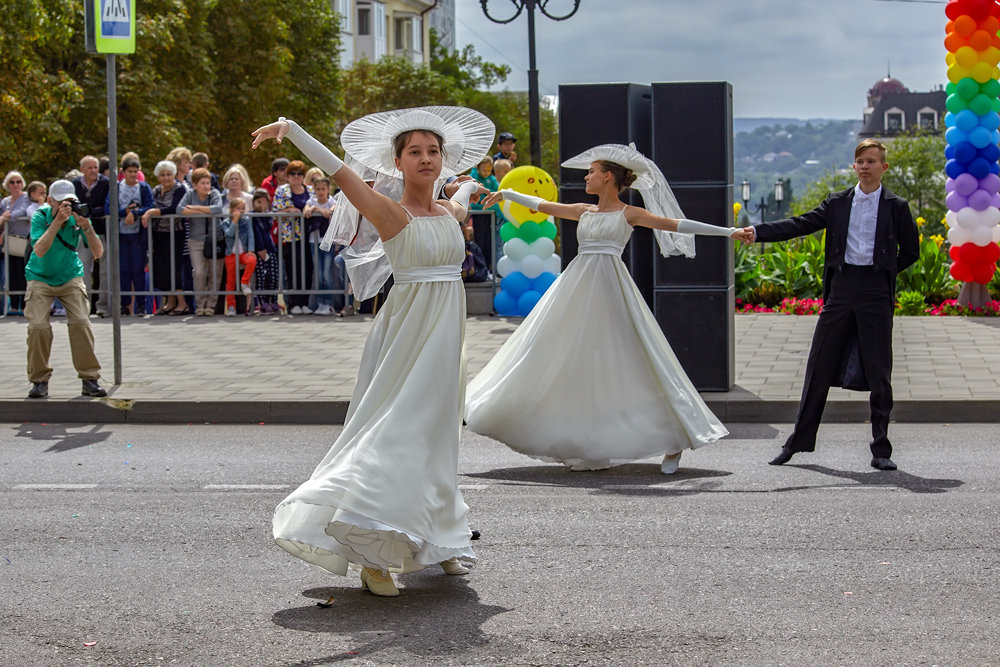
[493,158,513,184]
[250,189,280,313]
[304,177,337,315]
[25,182,47,217]
[221,198,256,316]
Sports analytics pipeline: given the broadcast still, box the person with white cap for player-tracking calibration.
[252,106,493,598]
[24,179,106,399]
[467,143,734,474]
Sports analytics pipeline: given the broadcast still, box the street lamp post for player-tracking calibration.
[479,0,580,167]
[741,179,785,252]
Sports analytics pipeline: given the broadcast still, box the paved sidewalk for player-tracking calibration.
[1,312,999,423]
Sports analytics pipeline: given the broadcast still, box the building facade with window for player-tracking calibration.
[859,75,946,138]
[335,0,450,67]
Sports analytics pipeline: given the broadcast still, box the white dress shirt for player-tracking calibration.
[844,184,881,266]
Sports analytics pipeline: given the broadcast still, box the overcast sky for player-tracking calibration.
[455,0,948,120]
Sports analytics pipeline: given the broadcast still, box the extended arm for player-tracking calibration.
[481,189,590,221]
[624,206,735,236]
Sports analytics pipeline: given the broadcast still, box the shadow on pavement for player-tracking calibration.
[14,422,112,453]
[272,573,511,665]
[467,464,732,492]
[781,464,964,495]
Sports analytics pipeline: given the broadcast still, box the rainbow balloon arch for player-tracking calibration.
[945,0,1000,306]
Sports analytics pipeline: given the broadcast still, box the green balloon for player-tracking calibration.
[518,221,541,243]
[992,97,1000,113]
[982,79,1000,99]
[539,219,558,240]
[957,77,980,101]
[971,93,994,116]
[947,93,970,113]
[499,222,517,242]
[946,81,957,95]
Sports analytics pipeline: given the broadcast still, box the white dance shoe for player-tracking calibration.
[661,451,682,475]
[360,567,399,596]
[440,558,470,575]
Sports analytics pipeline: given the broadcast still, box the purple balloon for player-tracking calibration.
[956,172,979,196]
[947,190,969,212]
[980,173,1000,194]
[992,193,1000,209]
[969,188,993,211]
[946,178,957,194]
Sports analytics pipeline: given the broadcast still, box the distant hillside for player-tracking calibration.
[734,118,863,216]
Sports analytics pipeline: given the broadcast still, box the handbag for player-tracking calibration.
[5,234,29,258]
[203,235,227,259]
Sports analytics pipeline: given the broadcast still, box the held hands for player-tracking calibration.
[481,191,504,209]
[250,119,290,149]
[443,175,472,199]
[732,227,755,245]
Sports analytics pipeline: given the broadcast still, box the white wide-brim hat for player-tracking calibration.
[561,143,660,192]
[340,106,496,180]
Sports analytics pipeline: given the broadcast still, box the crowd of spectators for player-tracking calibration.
[0,130,519,318]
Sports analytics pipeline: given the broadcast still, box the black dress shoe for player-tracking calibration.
[769,447,795,465]
[870,457,897,471]
[28,382,48,399]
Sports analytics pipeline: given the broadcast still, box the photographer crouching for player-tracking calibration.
[25,179,106,399]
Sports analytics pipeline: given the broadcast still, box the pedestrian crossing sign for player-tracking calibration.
[85,0,136,54]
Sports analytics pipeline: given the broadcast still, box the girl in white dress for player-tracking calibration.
[251,107,493,598]
[467,143,733,474]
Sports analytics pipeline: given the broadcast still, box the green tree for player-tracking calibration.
[882,130,947,233]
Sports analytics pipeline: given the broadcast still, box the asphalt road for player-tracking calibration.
[1,422,996,666]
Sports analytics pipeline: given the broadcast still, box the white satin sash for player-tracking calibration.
[393,265,462,284]
[578,240,625,256]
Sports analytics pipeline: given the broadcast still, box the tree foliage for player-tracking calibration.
[1,0,341,183]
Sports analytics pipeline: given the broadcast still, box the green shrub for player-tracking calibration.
[895,290,927,316]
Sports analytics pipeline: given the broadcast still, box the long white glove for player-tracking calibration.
[279,118,344,176]
[498,189,544,211]
[449,180,480,210]
[676,218,736,237]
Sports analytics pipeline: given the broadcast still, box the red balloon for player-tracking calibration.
[946,0,965,21]
[949,245,962,261]
[959,243,984,264]
[964,0,992,21]
[985,243,1000,264]
[951,260,974,282]
[973,262,995,284]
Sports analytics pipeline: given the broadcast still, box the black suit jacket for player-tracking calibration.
[754,186,920,302]
[72,175,110,235]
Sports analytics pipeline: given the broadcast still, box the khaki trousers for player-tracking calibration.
[25,277,102,383]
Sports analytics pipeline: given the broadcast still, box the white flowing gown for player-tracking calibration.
[273,213,475,574]
[466,209,728,469]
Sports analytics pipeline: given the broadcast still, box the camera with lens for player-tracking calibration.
[69,200,91,218]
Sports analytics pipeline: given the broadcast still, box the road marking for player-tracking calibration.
[13,484,99,490]
[459,484,488,490]
[203,484,290,490]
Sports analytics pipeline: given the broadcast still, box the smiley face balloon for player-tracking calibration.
[499,166,558,225]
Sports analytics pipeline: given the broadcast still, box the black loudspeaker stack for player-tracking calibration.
[557,81,735,391]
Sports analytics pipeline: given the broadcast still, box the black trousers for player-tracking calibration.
[785,265,894,458]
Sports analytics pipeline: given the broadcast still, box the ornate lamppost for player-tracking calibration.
[741,179,785,251]
[479,0,580,166]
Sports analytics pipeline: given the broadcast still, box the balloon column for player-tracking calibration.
[493,166,561,316]
[944,0,1000,299]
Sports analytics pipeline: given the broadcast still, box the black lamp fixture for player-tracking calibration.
[740,179,785,226]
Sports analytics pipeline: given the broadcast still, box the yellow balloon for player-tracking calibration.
[498,165,558,225]
[972,60,994,83]
[948,63,972,84]
[956,46,979,69]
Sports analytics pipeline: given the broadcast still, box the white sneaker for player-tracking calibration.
[661,451,682,475]
[315,304,333,316]
[300,305,313,315]
[290,306,303,315]
[240,283,252,295]
[225,306,236,317]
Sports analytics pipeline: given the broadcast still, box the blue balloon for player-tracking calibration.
[980,112,1000,131]
[969,126,993,149]
[992,129,1000,145]
[945,111,957,128]
[992,162,1000,176]
[946,159,965,179]
[945,144,956,160]
[531,272,558,294]
[493,290,519,316]
[969,157,992,179]
[956,109,979,132]
[946,126,969,146]
[500,271,531,298]
[980,144,1000,163]
[956,141,978,163]
[517,290,542,316]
